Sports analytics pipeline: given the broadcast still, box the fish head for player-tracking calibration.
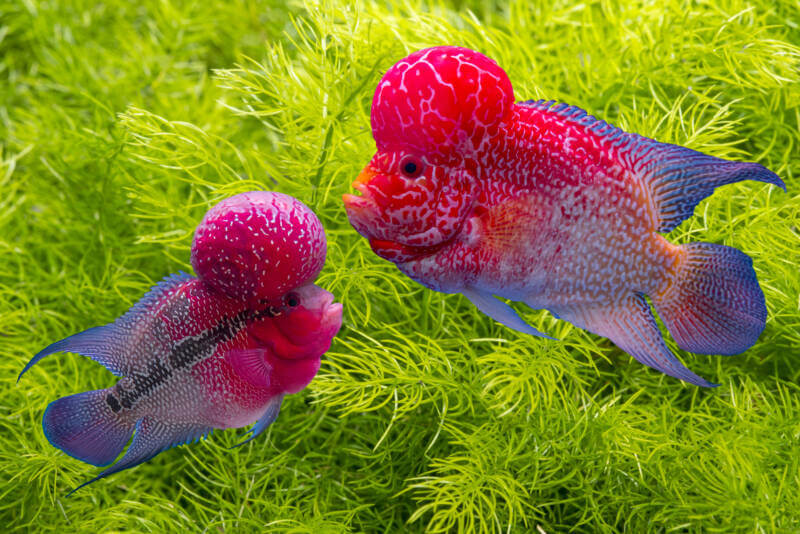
[343,46,514,263]
[250,283,342,362]
[344,150,479,262]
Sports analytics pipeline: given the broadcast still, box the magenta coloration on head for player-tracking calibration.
[371,46,514,157]
[191,191,326,303]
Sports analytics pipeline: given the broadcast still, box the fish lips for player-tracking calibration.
[344,186,474,265]
[342,189,378,240]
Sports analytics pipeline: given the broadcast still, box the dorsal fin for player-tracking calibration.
[116,272,195,328]
[19,272,194,380]
[518,99,785,232]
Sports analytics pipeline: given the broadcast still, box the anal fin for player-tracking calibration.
[68,417,213,496]
[462,288,555,339]
[554,294,716,387]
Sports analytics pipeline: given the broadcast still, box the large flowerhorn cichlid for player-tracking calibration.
[19,192,342,494]
[343,46,784,387]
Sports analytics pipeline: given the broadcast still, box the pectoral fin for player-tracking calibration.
[462,288,555,339]
[553,294,716,387]
[227,349,272,388]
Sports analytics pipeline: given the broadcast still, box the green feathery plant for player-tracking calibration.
[1,0,799,532]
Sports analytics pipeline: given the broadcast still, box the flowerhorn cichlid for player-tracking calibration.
[343,46,785,387]
[19,192,342,493]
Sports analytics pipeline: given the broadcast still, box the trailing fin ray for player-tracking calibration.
[20,325,126,380]
[19,272,195,381]
[631,143,785,232]
[553,294,716,387]
[519,99,785,232]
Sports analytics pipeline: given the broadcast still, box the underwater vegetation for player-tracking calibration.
[1,0,799,532]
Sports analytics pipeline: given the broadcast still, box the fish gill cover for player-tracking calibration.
[1,0,799,532]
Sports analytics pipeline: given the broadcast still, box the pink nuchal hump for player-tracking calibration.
[191,191,326,303]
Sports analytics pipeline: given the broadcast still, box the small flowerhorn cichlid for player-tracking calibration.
[343,46,785,387]
[19,192,342,493]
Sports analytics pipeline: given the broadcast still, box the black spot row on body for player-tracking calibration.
[105,306,281,412]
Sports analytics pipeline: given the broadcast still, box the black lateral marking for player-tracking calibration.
[117,307,280,410]
[106,393,121,413]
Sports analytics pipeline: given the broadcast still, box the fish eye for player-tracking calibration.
[400,156,424,178]
[284,293,300,308]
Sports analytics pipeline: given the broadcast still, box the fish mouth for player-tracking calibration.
[342,167,378,226]
[324,302,343,332]
[322,292,343,329]
[343,168,383,241]
[342,190,374,221]
[343,164,472,258]
[270,298,342,362]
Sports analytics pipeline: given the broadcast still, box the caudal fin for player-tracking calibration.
[43,389,134,467]
[652,242,767,355]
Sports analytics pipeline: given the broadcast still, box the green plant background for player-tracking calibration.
[2,0,799,532]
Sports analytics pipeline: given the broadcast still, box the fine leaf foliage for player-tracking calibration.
[2,0,799,532]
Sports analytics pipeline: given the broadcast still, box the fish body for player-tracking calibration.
[343,46,785,386]
[19,274,342,491]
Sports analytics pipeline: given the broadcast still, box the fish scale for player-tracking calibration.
[344,46,784,387]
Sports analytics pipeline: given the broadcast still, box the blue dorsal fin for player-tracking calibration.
[19,272,194,381]
[626,141,785,232]
[518,99,785,232]
[67,416,213,496]
[552,294,716,387]
[519,99,643,144]
[20,325,127,379]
